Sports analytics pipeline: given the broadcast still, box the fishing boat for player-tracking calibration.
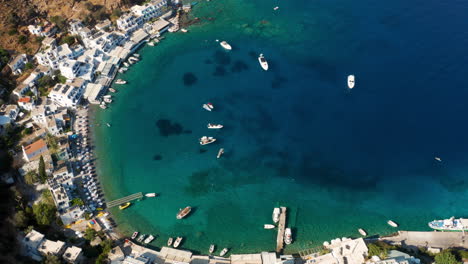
[209,244,215,254]
[181,28,188,33]
[115,79,127,84]
[220,248,229,257]
[123,62,130,67]
[203,103,214,111]
[358,228,367,236]
[173,237,183,248]
[137,234,146,242]
[284,228,292,244]
[119,202,131,210]
[220,41,232,50]
[435,157,442,162]
[176,206,192,219]
[428,217,468,231]
[264,224,275,229]
[347,75,355,89]
[104,98,112,103]
[148,41,155,46]
[199,136,216,145]
[109,88,116,93]
[167,237,174,246]
[130,56,139,62]
[145,193,158,197]
[274,6,279,10]
[207,123,223,129]
[106,123,111,127]
[131,231,139,239]
[387,220,398,227]
[99,105,107,109]
[217,148,224,159]
[103,95,112,99]
[144,235,155,244]
[258,54,269,71]
[273,207,281,223]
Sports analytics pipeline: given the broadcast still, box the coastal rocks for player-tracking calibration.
[156,119,184,137]
[183,72,198,86]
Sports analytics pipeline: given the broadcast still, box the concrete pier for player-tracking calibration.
[276,207,287,253]
[381,231,468,249]
[106,192,143,208]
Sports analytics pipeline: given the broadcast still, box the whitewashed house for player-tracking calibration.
[48,78,86,107]
[8,54,28,75]
[59,60,94,81]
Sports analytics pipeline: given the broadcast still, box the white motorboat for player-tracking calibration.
[347,75,355,89]
[429,217,468,231]
[435,157,442,162]
[200,136,216,145]
[106,123,111,127]
[131,231,139,239]
[100,105,107,109]
[115,79,127,84]
[284,228,292,244]
[130,56,139,61]
[220,41,232,50]
[109,88,116,93]
[167,237,173,246]
[181,28,188,33]
[148,41,155,46]
[209,244,215,254]
[145,193,158,197]
[104,98,112,103]
[144,235,155,244]
[264,224,275,229]
[387,220,398,227]
[207,123,223,129]
[103,95,112,99]
[123,62,130,67]
[217,148,224,159]
[133,54,140,58]
[274,6,279,10]
[258,54,269,71]
[220,248,229,257]
[203,103,214,111]
[273,207,281,223]
[137,234,146,242]
[173,237,183,248]
[358,228,367,236]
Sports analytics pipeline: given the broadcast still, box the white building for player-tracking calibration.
[18,96,35,111]
[22,230,45,261]
[13,65,52,97]
[0,104,20,126]
[48,161,75,211]
[8,54,28,75]
[63,246,83,264]
[59,60,94,81]
[306,238,368,264]
[28,22,56,37]
[35,44,84,70]
[49,78,86,107]
[117,13,144,33]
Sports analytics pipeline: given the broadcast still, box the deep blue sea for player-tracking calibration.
[94,0,468,254]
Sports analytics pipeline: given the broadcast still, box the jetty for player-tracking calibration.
[276,206,287,253]
[106,192,143,208]
[381,230,468,249]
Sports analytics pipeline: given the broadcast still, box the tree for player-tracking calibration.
[84,228,97,241]
[38,156,47,183]
[435,250,461,264]
[50,16,67,30]
[25,62,34,70]
[43,254,61,264]
[18,35,28,45]
[59,35,76,46]
[32,202,56,226]
[71,198,84,207]
[0,47,11,68]
[13,210,29,228]
[24,170,39,185]
[368,243,388,259]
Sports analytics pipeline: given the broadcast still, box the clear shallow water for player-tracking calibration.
[94,0,468,254]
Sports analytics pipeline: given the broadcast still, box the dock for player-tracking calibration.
[106,192,143,208]
[381,230,468,249]
[276,206,287,253]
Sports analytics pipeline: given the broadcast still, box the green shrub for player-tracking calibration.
[435,250,461,264]
[18,35,28,44]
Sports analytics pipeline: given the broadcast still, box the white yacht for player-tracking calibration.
[358,228,367,236]
[115,79,127,84]
[220,248,229,257]
[144,235,155,244]
[272,207,281,223]
[258,54,269,71]
[203,103,214,111]
[264,224,275,229]
[220,41,232,50]
[284,228,292,244]
[131,231,138,240]
[347,75,355,89]
[200,136,216,145]
[435,157,442,162]
[173,237,183,248]
[207,123,223,129]
[209,244,215,254]
[181,28,188,33]
[387,220,398,227]
[429,217,468,231]
[133,54,140,58]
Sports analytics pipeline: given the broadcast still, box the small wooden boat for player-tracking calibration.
[358,228,367,236]
[209,244,215,254]
[131,231,138,239]
[167,237,174,246]
[220,248,229,257]
[173,237,183,248]
[177,206,192,219]
[109,88,116,93]
[387,220,398,227]
[217,148,224,159]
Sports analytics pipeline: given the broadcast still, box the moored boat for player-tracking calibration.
[177,206,192,219]
[209,244,215,254]
[217,148,224,159]
[220,41,232,50]
[200,136,216,145]
[123,62,130,67]
[119,202,131,210]
[358,228,367,236]
[167,237,174,246]
[347,75,355,89]
[387,220,398,227]
[284,228,292,244]
[103,95,112,99]
[115,79,127,84]
[144,235,155,244]
[428,217,468,231]
[145,193,158,197]
[273,207,281,223]
[100,105,107,109]
[264,224,275,229]
[109,88,116,93]
[181,28,188,33]
[104,98,113,103]
[148,41,155,46]
[137,234,146,242]
[131,231,139,239]
[106,123,111,127]
[258,54,269,71]
[220,248,229,257]
[173,237,183,248]
[207,123,223,129]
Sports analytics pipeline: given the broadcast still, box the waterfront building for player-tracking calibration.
[306,238,368,264]
[117,0,167,33]
[63,246,83,264]
[49,79,87,107]
[83,83,105,104]
[123,255,151,264]
[367,250,421,264]
[117,13,144,33]
[35,44,84,70]
[7,54,28,75]
[22,138,48,162]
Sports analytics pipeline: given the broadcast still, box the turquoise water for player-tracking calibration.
[94,0,468,254]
